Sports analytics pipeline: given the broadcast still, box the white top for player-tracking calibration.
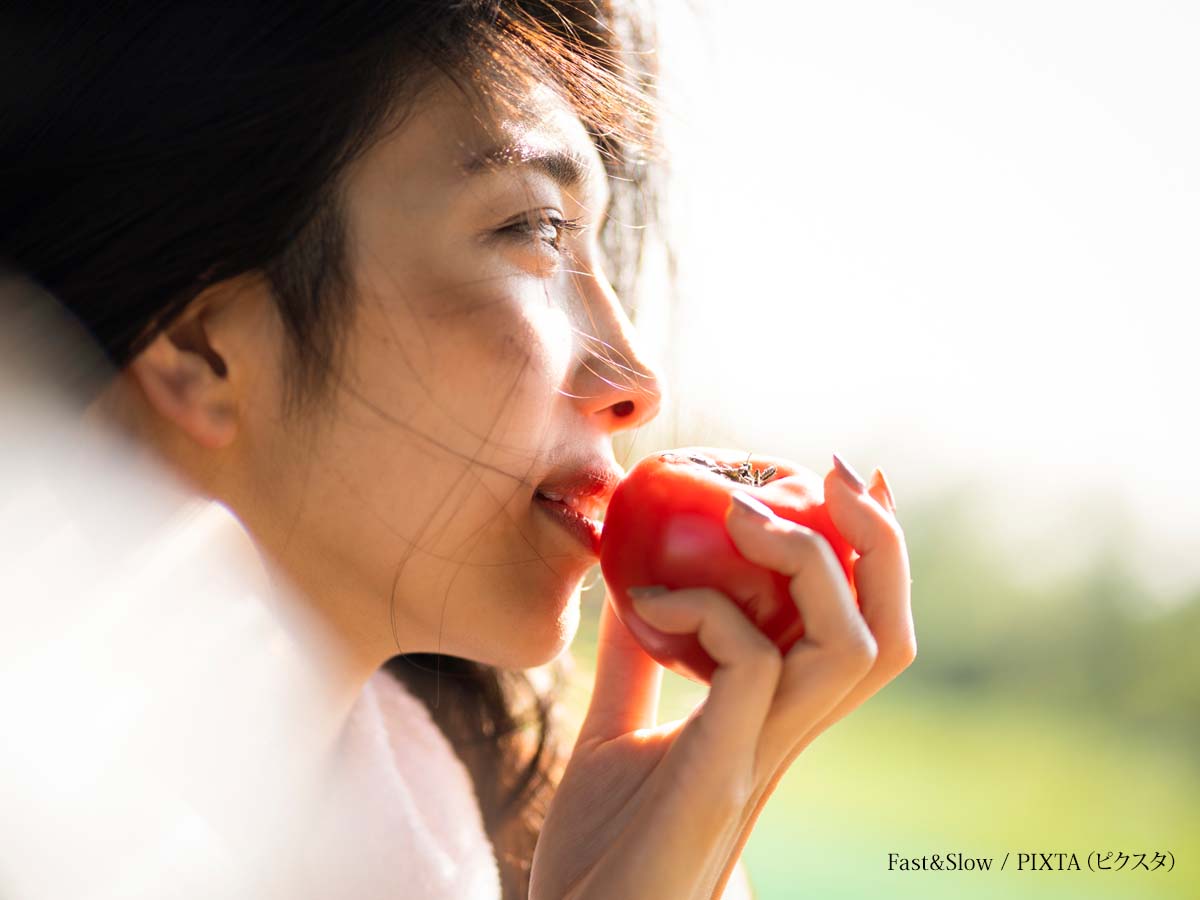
[294,669,503,899]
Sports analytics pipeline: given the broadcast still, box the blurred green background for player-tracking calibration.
[555,473,1199,900]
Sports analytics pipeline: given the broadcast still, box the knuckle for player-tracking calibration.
[842,628,879,672]
[876,638,916,678]
[784,527,832,567]
[739,617,784,670]
[752,637,784,678]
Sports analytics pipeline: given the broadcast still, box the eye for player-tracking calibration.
[502,210,586,254]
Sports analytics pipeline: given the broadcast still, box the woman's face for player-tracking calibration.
[224,76,665,671]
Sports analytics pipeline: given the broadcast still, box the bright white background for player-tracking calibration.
[629,0,1200,599]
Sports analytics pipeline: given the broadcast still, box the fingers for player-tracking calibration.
[727,456,915,786]
[754,458,915,780]
[577,594,664,746]
[868,466,897,515]
[723,491,867,653]
[722,490,877,781]
[629,586,781,767]
[823,460,915,676]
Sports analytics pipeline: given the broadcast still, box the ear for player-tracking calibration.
[128,308,238,450]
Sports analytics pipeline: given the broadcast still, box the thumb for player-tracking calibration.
[577,589,663,745]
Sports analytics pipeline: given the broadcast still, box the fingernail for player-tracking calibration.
[628,585,671,600]
[870,466,897,511]
[832,452,866,492]
[730,490,774,520]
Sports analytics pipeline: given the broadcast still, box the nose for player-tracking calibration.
[567,266,666,434]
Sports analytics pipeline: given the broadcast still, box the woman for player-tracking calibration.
[1,2,915,898]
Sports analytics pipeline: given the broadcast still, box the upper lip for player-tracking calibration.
[535,460,625,521]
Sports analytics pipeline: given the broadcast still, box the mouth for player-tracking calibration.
[531,460,623,556]
[532,485,612,557]
[532,488,607,524]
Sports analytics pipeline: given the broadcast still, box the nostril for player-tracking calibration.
[612,400,635,417]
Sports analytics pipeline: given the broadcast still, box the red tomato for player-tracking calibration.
[599,446,859,684]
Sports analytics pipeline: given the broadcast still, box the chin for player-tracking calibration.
[490,579,583,670]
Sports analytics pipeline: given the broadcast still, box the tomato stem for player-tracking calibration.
[664,450,778,487]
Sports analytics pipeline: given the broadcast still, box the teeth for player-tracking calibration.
[538,491,604,521]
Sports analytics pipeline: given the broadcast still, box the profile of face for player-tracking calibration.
[112,74,665,674]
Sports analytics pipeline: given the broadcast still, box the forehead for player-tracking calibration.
[479,83,593,155]
[392,76,610,205]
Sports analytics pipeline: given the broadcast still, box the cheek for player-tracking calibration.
[347,262,578,490]
[439,288,575,419]
[521,301,575,383]
[452,300,573,465]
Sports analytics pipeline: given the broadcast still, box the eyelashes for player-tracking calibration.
[502,210,587,255]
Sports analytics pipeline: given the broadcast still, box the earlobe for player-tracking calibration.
[128,321,238,451]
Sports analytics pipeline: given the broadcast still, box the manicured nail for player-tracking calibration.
[628,585,671,600]
[730,490,774,520]
[870,466,897,511]
[832,452,866,492]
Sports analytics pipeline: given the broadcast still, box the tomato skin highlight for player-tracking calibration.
[599,446,859,684]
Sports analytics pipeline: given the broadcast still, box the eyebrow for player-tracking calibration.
[459,142,611,216]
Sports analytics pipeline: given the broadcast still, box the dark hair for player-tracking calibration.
[1,3,660,897]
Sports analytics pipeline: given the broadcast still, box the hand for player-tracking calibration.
[529,457,914,900]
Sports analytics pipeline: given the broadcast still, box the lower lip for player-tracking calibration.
[534,494,603,557]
